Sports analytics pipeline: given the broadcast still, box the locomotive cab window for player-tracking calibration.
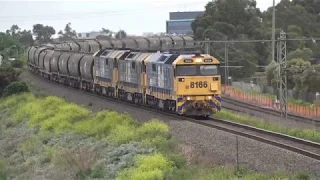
[175,65,219,76]
[199,65,218,76]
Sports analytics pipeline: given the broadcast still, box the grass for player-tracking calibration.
[214,109,320,143]
[0,92,317,179]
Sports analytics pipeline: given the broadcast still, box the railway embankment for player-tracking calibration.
[2,92,318,179]
[6,70,318,178]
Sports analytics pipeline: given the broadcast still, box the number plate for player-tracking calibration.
[190,81,208,88]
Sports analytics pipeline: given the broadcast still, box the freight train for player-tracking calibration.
[27,35,222,117]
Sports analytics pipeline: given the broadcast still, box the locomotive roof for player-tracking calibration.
[146,52,213,65]
[147,52,179,65]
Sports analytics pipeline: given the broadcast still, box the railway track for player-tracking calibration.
[222,95,320,126]
[28,71,320,161]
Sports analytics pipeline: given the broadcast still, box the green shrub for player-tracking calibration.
[73,110,135,140]
[116,153,174,180]
[2,81,29,97]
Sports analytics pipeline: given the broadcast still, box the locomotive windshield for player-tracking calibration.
[175,65,219,76]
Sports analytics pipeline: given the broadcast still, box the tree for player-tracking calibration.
[18,30,34,46]
[58,22,77,41]
[287,48,313,61]
[5,25,34,46]
[192,0,262,40]
[115,30,127,39]
[0,33,21,58]
[191,0,262,79]
[303,64,320,93]
[6,25,20,38]
[32,24,56,44]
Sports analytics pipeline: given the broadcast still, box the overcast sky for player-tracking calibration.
[0,0,281,36]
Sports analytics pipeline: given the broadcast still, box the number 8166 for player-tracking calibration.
[190,81,208,88]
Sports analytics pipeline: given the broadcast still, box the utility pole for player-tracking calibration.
[224,43,229,85]
[278,30,288,121]
[272,0,276,62]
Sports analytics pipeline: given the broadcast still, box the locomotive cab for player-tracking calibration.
[173,53,221,116]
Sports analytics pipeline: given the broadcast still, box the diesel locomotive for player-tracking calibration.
[27,35,222,117]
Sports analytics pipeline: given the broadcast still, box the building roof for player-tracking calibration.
[169,11,204,20]
[166,19,195,22]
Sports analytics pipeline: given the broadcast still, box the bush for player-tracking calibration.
[116,153,174,180]
[2,81,29,97]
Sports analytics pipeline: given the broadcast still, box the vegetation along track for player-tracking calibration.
[29,71,320,161]
[222,95,320,126]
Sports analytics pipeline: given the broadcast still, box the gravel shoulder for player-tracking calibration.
[19,71,320,177]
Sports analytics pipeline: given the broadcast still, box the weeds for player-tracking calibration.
[0,93,317,180]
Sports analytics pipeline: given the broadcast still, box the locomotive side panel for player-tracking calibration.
[118,52,140,90]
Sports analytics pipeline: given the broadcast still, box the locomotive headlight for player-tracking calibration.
[195,58,202,63]
[178,78,185,82]
[187,96,191,100]
[207,96,212,100]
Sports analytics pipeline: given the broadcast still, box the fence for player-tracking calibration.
[222,85,320,118]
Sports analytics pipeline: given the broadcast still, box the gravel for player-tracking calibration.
[19,71,320,177]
